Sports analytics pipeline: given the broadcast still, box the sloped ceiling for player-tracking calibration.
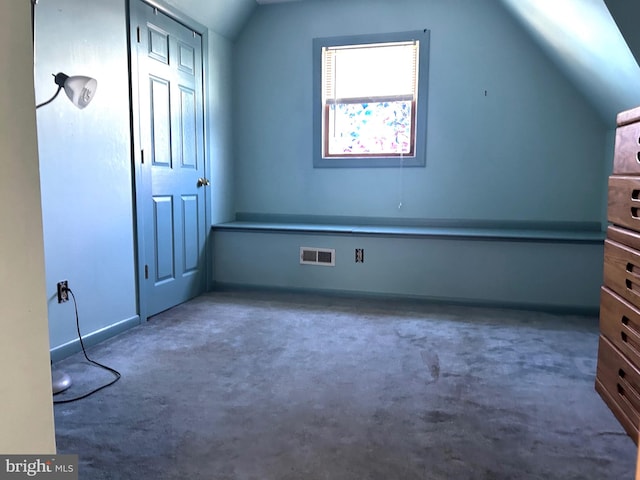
[161,0,300,39]
[161,0,257,39]
[165,0,640,125]
[499,0,640,124]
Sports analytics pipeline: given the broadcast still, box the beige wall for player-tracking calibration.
[0,1,56,454]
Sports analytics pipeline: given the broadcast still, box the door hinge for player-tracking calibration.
[136,26,141,43]
[141,149,144,164]
[144,264,149,279]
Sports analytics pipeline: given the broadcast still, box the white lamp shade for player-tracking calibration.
[63,76,98,109]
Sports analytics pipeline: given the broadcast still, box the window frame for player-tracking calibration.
[313,30,430,168]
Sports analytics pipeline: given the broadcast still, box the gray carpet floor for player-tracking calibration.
[52,289,636,479]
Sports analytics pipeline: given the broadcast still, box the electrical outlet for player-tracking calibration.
[57,280,69,303]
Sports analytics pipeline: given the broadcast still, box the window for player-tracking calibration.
[313,30,430,168]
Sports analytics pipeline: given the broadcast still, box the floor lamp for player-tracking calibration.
[36,72,98,394]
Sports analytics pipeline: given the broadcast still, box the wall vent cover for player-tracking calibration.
[300,247,335,266]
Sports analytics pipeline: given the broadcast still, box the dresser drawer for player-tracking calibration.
[600,286,640,367]
[596,335,640,442]
[618,105,640,128]
[603,238,640,306]
[614,121,640,175]
[609,176,640,230]
[607,225,640,251]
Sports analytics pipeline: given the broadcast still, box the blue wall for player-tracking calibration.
[35,0,234,357]
[213,229,603,311]
[35,0,138,357]
[217,0,611,310]
[33,0,619,354]
[207,31,236,226]
[232,0,607,223]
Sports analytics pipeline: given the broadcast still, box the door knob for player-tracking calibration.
[197,177,210,187]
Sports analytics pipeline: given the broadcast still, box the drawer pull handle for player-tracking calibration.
[632,207,640,219]
[618,383,625,396]
[623,316,630,326]
[622,331,628,343]
[625,279,640,294]
[619,368,626,378]
[634,190,640,200]
[628,263,635,273]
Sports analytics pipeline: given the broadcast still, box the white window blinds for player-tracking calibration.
[322,41,419,104]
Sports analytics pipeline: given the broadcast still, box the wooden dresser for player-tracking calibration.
[597,105,640,444]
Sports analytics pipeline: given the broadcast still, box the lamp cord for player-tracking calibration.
[53,288,121,404]
[36,86,62,110]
